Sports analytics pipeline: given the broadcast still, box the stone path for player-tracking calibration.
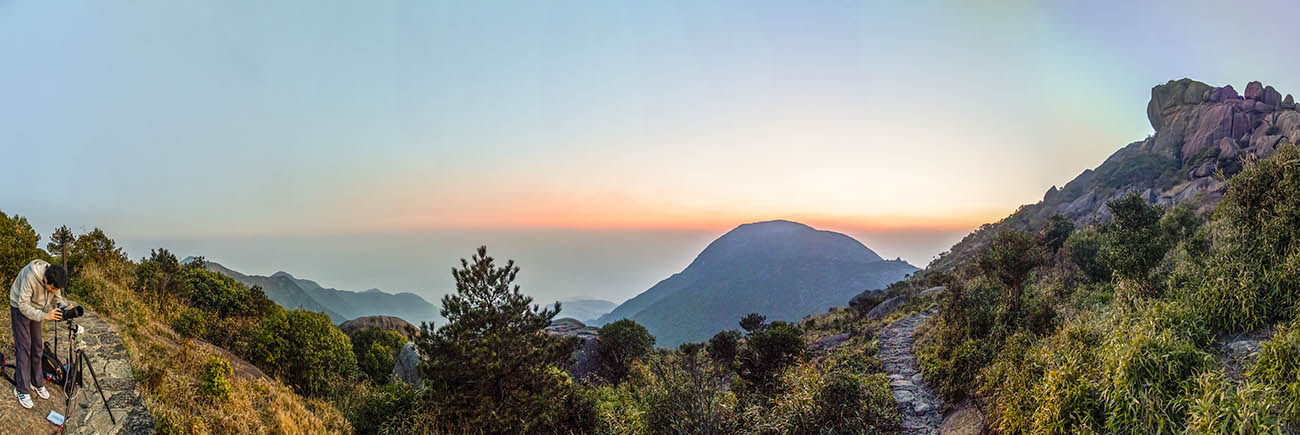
[60,311,154,434]
[880,309,942,435]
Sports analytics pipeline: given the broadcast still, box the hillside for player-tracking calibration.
[854,79,1300,433]
[196,258,440,325]
[931,78,1300,271]
[596,220,917,346]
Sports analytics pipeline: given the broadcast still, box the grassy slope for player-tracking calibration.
[71,263,350,434]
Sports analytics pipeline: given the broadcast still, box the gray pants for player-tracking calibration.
[10,306,44,395]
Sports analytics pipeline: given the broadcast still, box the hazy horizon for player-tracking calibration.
[80,222,967,306]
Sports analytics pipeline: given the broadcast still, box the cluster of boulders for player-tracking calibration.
[1034,79,1300,226]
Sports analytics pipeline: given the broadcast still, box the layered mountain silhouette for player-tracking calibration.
[191,258,440,326]
[554,298,617,324]
[932,78,1300,270]
[595,220,917,346]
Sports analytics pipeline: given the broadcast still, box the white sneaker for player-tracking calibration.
[33,386,49,400]
[13,387,32,409]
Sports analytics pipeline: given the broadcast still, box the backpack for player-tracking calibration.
[42,342,67,386]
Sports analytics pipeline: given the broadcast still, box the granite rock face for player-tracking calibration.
[933,79,1300,272]
[392,342,424,389]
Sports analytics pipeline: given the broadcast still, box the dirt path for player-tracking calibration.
[880,309,943,435]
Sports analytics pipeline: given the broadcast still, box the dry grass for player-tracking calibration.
[73,262,351,434]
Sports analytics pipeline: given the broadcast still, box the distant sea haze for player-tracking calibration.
[117,226,967,308]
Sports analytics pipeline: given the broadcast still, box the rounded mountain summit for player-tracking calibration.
[594,220,918,346]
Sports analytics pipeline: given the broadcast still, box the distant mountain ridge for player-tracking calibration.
[553,298,617,324]
[595,220,918,346]
[189,257,440,325]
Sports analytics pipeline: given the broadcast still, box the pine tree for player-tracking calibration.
[47,225,74,267]
[414,246,591,432]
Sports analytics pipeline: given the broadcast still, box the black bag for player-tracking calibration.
[42,342,66,386]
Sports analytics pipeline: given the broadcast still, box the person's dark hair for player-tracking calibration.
[44,264,68,290]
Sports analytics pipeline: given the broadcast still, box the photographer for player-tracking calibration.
[7,259,70,409]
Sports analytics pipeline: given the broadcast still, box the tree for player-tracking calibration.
[0,210,42,284]
[251,309,356,396]
[1064,228,1110,283]
[1101,193,1168,295]
[978,231,1045,318]
[47,225,74,267]
[69,228,126,273]
[739,313,766,333]
[136,248,181,310]
[707,330,741,366]
[597,319,655,382]
[414,246,591,432]
[1037,214,1075,254]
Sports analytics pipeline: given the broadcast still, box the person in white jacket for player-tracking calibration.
[8,259,70,409]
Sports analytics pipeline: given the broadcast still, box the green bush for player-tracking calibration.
[598,319,656,382]
[251,309,357,396]
[706,330,741,366]
[1252,320,1300,422]
[343,382,420,435]
[737,321,805,395]
[349,327,406,385]
[813,371,899,433]
[1064,227,1110,283]
[1185,371,1287,434]
[1101,192,1169,299]
[1099,317,1209,433]
[199,355,233,402]
[172,307,208,339]
[1192,144,1300,331]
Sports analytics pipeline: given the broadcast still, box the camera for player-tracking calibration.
[56,303,84,321]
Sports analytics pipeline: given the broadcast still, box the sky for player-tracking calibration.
[4,1,1300,304]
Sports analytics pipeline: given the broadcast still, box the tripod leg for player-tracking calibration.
[80,350,115,425]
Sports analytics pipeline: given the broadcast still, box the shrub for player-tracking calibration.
[1064,227,1110,283]
[349,327,407,385]
[642,348,740,434]
[1037,213,1075,254]
[342,382,420,435]
[1192,144,1300,331]
[706,330,741,366]
[1099,318,1210,433]
[737,321,805,395]
[739,313,766,332]
[199,355,233,402]
[1252,320,1300,422]
[1101,192,1169,298]
[172,307,208,339]
[1185,371,1287,434]
[185,268,256,317]
[251,309,357,396]
[597,319,656,382]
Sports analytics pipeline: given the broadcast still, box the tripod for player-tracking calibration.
[58,320,115,426]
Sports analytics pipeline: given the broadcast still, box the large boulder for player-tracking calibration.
[339,315,418,338]
[1244,81,1265,100]
[392,342,424,388]
[545,318,601,381]
[1263,86,1283,108]
[865,295,907,319]
[1148,78,1214,131]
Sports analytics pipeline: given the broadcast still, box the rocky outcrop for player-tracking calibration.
[545,318,600,381]
[391,342,424,388]
[934,79,1300,271]
[339,315,418,338]
[866,295,907,319]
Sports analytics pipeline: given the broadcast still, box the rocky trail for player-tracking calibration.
[880,309,943,435]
